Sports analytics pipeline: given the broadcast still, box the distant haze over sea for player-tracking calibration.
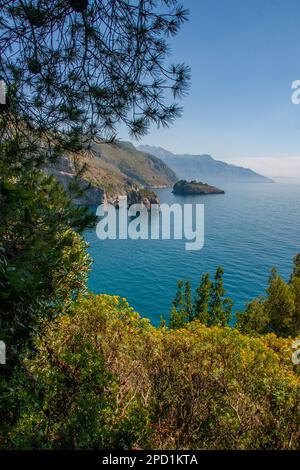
[273,176,300,184]
[137,145,273,185]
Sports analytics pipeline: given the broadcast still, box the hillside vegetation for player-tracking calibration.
[45,141,177,204]
[2,294,299,450]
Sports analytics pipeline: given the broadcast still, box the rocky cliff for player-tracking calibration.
[44,141,177,206]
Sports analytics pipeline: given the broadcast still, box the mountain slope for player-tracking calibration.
[137,145,273,184]
[45,141,177,204]
[89,141,177,188]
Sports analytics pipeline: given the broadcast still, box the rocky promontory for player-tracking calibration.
[172,180,225,196]
[43,140,175,206]
[126,189,160,208]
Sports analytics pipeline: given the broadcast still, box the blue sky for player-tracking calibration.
[127,0,300,178]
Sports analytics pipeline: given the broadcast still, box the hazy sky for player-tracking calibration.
[125,0,300,178]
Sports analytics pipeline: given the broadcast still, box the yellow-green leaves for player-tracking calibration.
[4,294,299,450]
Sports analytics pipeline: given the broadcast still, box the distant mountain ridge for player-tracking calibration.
[137,145,273,184]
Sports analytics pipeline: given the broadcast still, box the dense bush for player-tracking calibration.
[236,258,300,337]
[170,258,300,338]
[0,137,94,370]
[2,294,299,450]
[170,268,233,329]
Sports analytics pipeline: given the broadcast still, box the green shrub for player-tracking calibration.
[0,137,94,368]
[237,259,300,337]
[2,294,299,450]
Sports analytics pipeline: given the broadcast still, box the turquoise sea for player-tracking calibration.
[85,183,300,325]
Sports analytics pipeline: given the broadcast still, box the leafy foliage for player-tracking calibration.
[0,137,94,370]
[1,294,299,450]
[169,279,193,328]
[237,256,300,337]
[1,295,153,449]
[170,267,232,329]
[193,272,212,325]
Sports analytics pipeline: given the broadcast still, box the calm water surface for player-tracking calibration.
[85,183,300,325]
